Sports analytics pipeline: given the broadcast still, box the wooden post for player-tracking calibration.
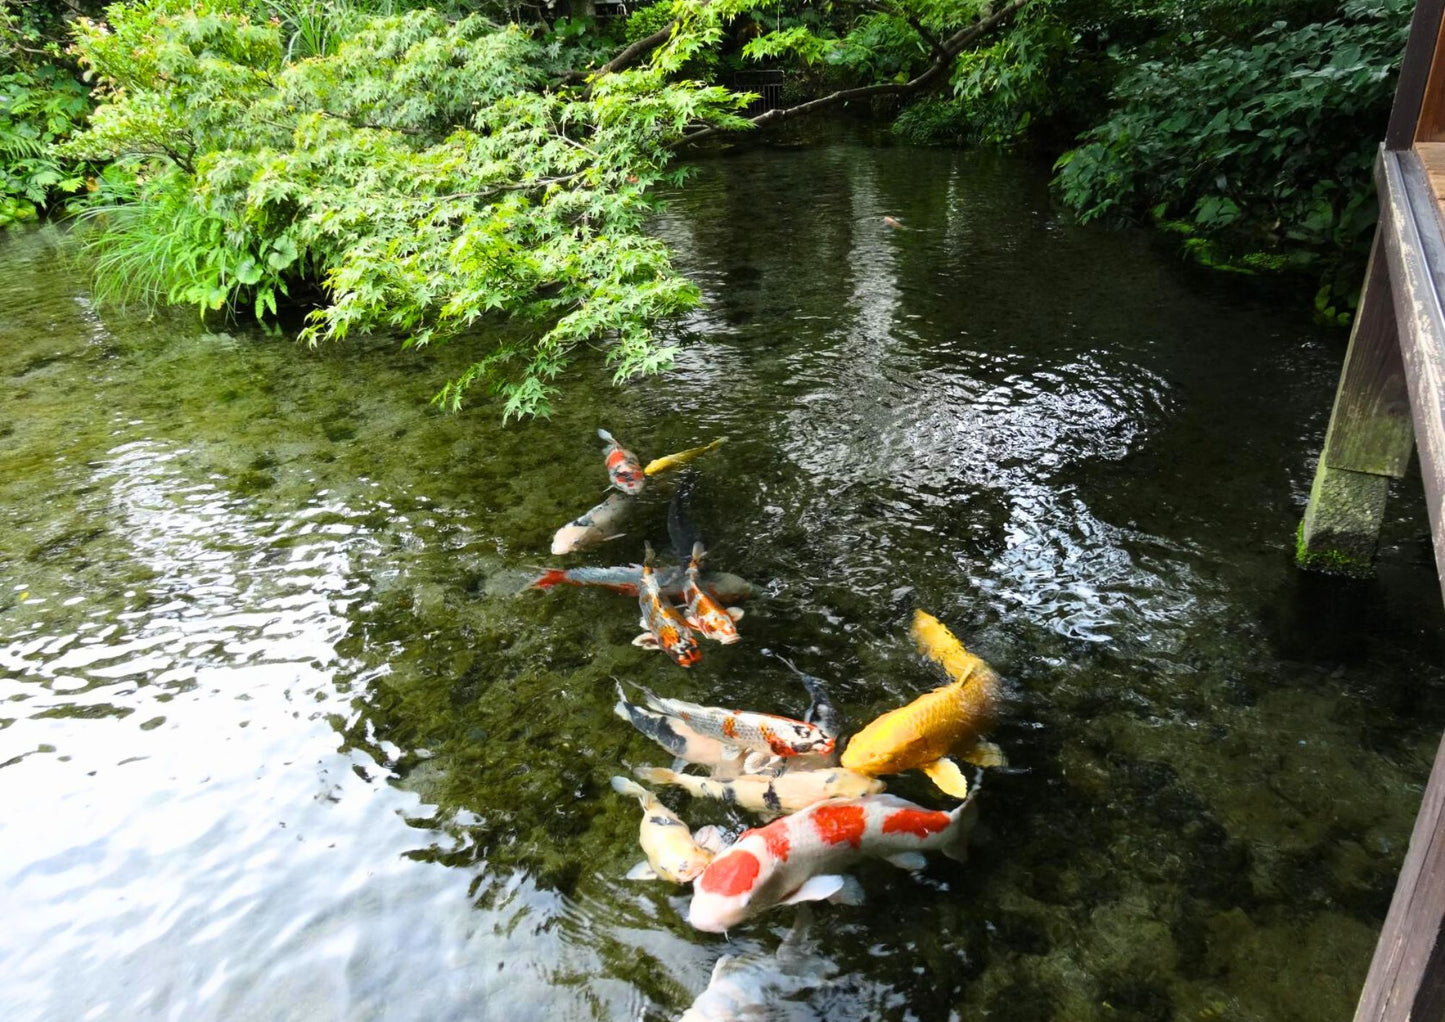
[1354,730,1445,1020]
[1298,229,1414,575]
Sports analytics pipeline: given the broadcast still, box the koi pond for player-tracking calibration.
[4,135,1445,1022]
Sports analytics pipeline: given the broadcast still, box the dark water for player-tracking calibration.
[3,138,1445,1022]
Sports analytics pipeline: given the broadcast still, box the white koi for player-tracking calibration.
[610,776,725,884]
[634,764,884,817]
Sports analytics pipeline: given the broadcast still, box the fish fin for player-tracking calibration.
[959,740,1007,768]
[670,756,689,772]
[829,875,866,906]
[632,633,660,649]
[920,757,970,799]
[693,825,730,855]
[942,784,983,863]
[742,752,782,775]
[598,428,616,445]
[624,860,659,881]
[609,775,648,802]
[885,852,928,871]
[708,955,736,983]
[780,875,847,905]
[726,606,745,621]
[524,570,568,593]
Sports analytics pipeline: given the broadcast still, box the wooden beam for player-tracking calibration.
[1354,729,1445,1020]
[1388,0,1445,148]
[1374,148,1445,607]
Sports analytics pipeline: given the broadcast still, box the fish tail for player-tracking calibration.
[610,775,650,804]
[524,569,570,592]
[633,765,676,785]
[643,540,656,568]
[942,778,983,863]
[598,428,617,446]
[690,541,707,568]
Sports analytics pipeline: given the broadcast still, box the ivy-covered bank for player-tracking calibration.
[0,0,1416,417]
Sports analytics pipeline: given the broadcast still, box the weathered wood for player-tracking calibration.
[1354,729,1445,1021]
[1375,148,1445,608]
[1415,8,1445,143]
[1324,231,1414,477]
[1389,0,1445,148]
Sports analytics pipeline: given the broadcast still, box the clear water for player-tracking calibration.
[3,137,1444,1022]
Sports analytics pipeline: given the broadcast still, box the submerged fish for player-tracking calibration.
[839,609,1004,798]
[644,437,726,477]
[599,428,646,495]
[683,543,742,644]
[551,492,632,556]
[635,541,701,667]
[687,790,980,933]
[636,687,835,770]
[614,684,747,778]
[523,565,757,604]
[677,907,836,1021]
[765,651,844,740]
[610,776,724,883]
[634,764,884,817]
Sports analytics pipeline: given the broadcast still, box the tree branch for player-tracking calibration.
[680,0,1029,146]
[561,21,677,84]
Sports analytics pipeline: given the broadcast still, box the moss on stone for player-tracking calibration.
[1294,520,1374,578]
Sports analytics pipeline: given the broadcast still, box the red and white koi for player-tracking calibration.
[610,776,725,883]
[634,764,884,817]
[599,428,646,495]
[635,541,701,667]
[687,791,980,933]
[637,688,835,769]
[524,565,758,604]
[683,543,742,644]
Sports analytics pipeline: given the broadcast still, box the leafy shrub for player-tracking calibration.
[1054,0,1410,292]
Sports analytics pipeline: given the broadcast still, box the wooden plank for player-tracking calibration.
[1389,0,1445,148]
[1355,729,1445,1020]
[1415,8,1445,143]
[1375,148,1445,606]
[1322,229,1413,477]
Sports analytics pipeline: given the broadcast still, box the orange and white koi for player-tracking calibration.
[683,543,742,644]
[636,688,835,770]
[614,683,747,779]
[634,541,701,667]
[525,564,758,603]
[610,776,726,883]
[634,764,883,817]
[687,790,979,933]
[599,428,646,495]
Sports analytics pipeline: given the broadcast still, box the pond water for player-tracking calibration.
[3,136,1445,1022]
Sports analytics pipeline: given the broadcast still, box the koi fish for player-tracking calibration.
[764,650,843,740]
[550,492,632,556]
[635,541,701,667]
[599,428,646,494]
[523,565,757,604]
[687,790,980,933]
[614,683,747,779]
[839,609,1005,799]
[643,437,726,477]
[635,687,835,771]
[683,543,742,644]
[678,907,836,1022]
[610,776,725,883]
[634,764,884,817]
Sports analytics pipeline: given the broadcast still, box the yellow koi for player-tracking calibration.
[643,437,726,477]
[839,610,1004,798]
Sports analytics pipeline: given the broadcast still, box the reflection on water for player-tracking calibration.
[3,134,1445,1022]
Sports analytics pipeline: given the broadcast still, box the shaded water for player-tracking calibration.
[3,138,1445,1022]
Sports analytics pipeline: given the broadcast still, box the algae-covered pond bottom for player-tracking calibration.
[3,137,1445,1022]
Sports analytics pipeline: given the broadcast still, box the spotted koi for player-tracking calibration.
[635,541,700,668]
[635,687,835,765]
[599,428,646,495]
[683,543,742,644]
[687,790,981,932]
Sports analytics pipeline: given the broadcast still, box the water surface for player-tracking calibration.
[3,137,1445,1022]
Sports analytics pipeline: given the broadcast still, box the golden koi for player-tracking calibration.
[838,609,1004,799]
[634,765,884,817]
[610,776,724,883]
[643,437,726,477]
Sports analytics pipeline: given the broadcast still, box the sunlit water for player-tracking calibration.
[3,137,1445,1022]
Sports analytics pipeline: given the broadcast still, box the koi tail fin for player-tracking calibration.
[942,778,983,863]
[632,765,678,786]
[690,541,707,570]
[524,569,570,593]
[598,428,617,446]
[643,540,656,568]
[609,775,651,806]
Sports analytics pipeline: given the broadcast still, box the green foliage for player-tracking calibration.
[1053,0,1409,295]
[0,6,91,227]
[67,0,756,418]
